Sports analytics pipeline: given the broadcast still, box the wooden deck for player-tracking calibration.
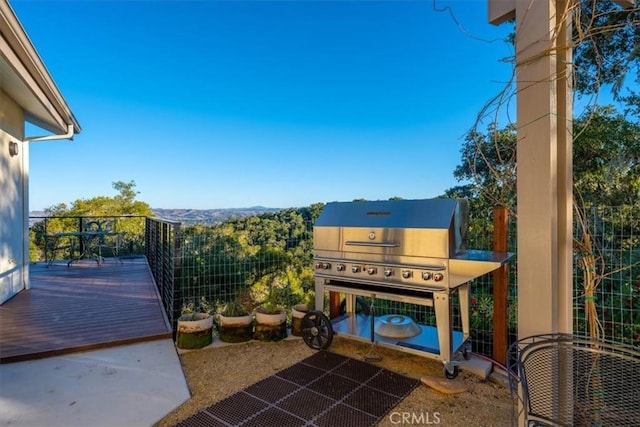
[0,257,172,364]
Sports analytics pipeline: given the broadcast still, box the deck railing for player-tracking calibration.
[145,218,182,334]
[29,215,148,261]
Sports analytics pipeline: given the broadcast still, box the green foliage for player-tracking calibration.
[574,106,640,206]
[181,301,196,315]
[250,267,310,314]
[451,106,640,213]
[29,181,153,261]
[220,300,248,317]
[178,206,320,315]
[501,2,640,117]
[59,180,153,217]
[573,1,640,116]
[451,104,639,346]
[453,123,517,213]
[470,295,494,332]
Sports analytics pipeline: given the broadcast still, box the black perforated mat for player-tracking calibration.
[176,351,420,427]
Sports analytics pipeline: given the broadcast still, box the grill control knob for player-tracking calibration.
[401,270,412,279]
[351,265,361,273]
[422,272,432,281]
[322,262,331,270]
[383,268,393,277]
[336,264,346,272]
[433,273,444,282]
[366,267,377,275]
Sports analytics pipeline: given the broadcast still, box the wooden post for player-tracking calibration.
[492,206,509,365]
[329,291,341,319]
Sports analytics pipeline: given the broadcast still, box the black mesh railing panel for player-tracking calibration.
[145,218,181,334]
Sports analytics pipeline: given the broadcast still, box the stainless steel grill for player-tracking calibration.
[305,198,513,378]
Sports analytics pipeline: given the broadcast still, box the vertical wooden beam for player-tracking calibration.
[492,205,509,365]
[329,291,341,319]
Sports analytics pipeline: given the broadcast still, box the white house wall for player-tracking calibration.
[0,89,27,304]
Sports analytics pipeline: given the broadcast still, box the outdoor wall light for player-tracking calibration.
[9,141,19,157]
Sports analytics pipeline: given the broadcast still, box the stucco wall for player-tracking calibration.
[0,90,27,304]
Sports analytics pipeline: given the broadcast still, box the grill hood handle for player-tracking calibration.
[345,241,399,248]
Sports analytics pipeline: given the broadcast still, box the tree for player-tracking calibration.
[451,106,639,211]
[30,180,153,260]
[475,2,639,135]
[573,106,640,206]
[177,205,318,311]
[65,180,153,217]
[573,0,640,117]
[453,123,517,213]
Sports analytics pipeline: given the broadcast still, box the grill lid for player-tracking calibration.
[314,198,468,258]
[314,198,468,230]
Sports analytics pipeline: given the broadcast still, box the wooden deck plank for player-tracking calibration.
[0,258,172,364]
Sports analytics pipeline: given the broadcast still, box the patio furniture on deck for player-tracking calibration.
[84,220,122,264]
[507,333,640,426]
[44,234,76,267]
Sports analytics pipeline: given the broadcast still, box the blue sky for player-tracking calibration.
[14,0,514,210]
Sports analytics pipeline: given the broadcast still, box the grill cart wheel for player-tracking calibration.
[444,365,459,380]
[462,341,472,361]
[301,311,334,350]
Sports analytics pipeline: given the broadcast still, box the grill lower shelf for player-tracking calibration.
[314,278,471,378]
[331,313,467,359]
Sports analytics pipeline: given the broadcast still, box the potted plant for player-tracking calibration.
[253,275,288,342]
[291,290,315,337]
[217,298,254,343]
[176,300,214,349]
[290,303,309,337]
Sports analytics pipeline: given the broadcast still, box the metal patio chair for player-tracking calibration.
[507,333,640,427]
[44,234,75,267]
[84,220,122,264]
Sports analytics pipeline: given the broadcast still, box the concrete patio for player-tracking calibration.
[0,259,191,427]
[0,340,190,427]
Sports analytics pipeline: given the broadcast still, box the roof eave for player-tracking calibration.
[0,1,81,137]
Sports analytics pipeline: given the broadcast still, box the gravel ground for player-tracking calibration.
[155,336,514,427]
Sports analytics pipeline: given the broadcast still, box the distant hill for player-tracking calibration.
[151,207,281,224]
[29,207,282,226]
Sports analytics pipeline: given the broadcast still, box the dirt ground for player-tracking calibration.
[155,336,514,427]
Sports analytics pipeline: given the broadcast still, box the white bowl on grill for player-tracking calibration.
[375,314,421,339]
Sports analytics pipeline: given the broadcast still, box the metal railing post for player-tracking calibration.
[172,223,182,335]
